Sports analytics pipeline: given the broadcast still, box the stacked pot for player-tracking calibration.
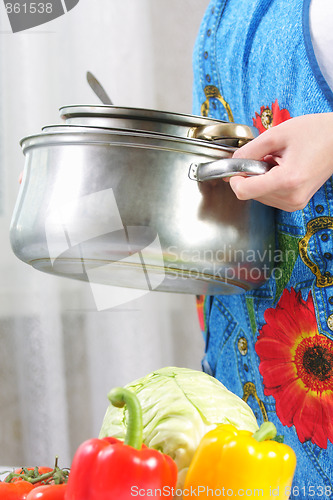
[9,105,275,295]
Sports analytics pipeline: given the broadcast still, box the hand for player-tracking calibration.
[229,113,333,211]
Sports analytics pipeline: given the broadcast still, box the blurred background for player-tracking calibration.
[0,0,209,467]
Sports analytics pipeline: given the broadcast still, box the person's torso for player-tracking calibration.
[193,0,333,496]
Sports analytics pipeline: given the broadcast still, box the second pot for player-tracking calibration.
[10,128,275,295]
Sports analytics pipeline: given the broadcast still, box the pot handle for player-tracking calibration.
[188,123,256,144]
[189,158,271,182]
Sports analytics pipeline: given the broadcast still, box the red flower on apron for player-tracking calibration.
[253,99,291,133]
[255,287,333,448]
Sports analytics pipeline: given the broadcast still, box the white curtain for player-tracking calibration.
[0,0,208,467]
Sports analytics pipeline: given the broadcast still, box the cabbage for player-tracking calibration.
[99,366,258,479]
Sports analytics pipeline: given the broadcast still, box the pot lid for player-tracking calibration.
[59,104,233,125]
[60,104,254,129]
[59,105,257,144]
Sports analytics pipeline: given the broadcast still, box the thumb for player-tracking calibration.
[229,167,278,201]
[229,175,248,198]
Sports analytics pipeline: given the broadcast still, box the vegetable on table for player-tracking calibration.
[184,422,297,499]
[1,459,69,500]
[65,387,178,500]
[99,367,258,485]
[7,468,54,483]
[4,463,68,486]
[26,484,67,500]
[0,480,34,500]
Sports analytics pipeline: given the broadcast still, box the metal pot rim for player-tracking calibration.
[41,123,242,147]
[20,127,236,157]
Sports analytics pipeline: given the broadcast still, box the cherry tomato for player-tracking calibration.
[26,484,67,500]
[0,480,34,499]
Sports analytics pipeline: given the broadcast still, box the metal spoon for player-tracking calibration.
[86,71,113,105]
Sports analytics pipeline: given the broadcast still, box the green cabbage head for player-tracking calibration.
[99,367,258,480]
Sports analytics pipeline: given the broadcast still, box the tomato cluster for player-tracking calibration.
[0,465,68,499]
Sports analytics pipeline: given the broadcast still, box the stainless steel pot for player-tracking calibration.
[59,105,257,146]
[10,126,275,295]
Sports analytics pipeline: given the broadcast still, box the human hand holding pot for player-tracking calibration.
[228,113,333,212]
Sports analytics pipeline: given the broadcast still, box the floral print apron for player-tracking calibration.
[193,0,333,497]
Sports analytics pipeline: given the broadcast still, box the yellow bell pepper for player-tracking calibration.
[183,422,296,499]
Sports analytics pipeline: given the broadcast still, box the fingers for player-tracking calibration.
[229,174,292,210]
[229,167,280,200]
[228,114,333,211]
[233,127,284,160]
[229,168,315,211]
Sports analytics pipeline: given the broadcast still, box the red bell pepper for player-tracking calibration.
[65,387,178,500]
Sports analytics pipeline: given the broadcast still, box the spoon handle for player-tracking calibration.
[86,71,113,105]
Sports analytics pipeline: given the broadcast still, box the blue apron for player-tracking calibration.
[193,0,333,497]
